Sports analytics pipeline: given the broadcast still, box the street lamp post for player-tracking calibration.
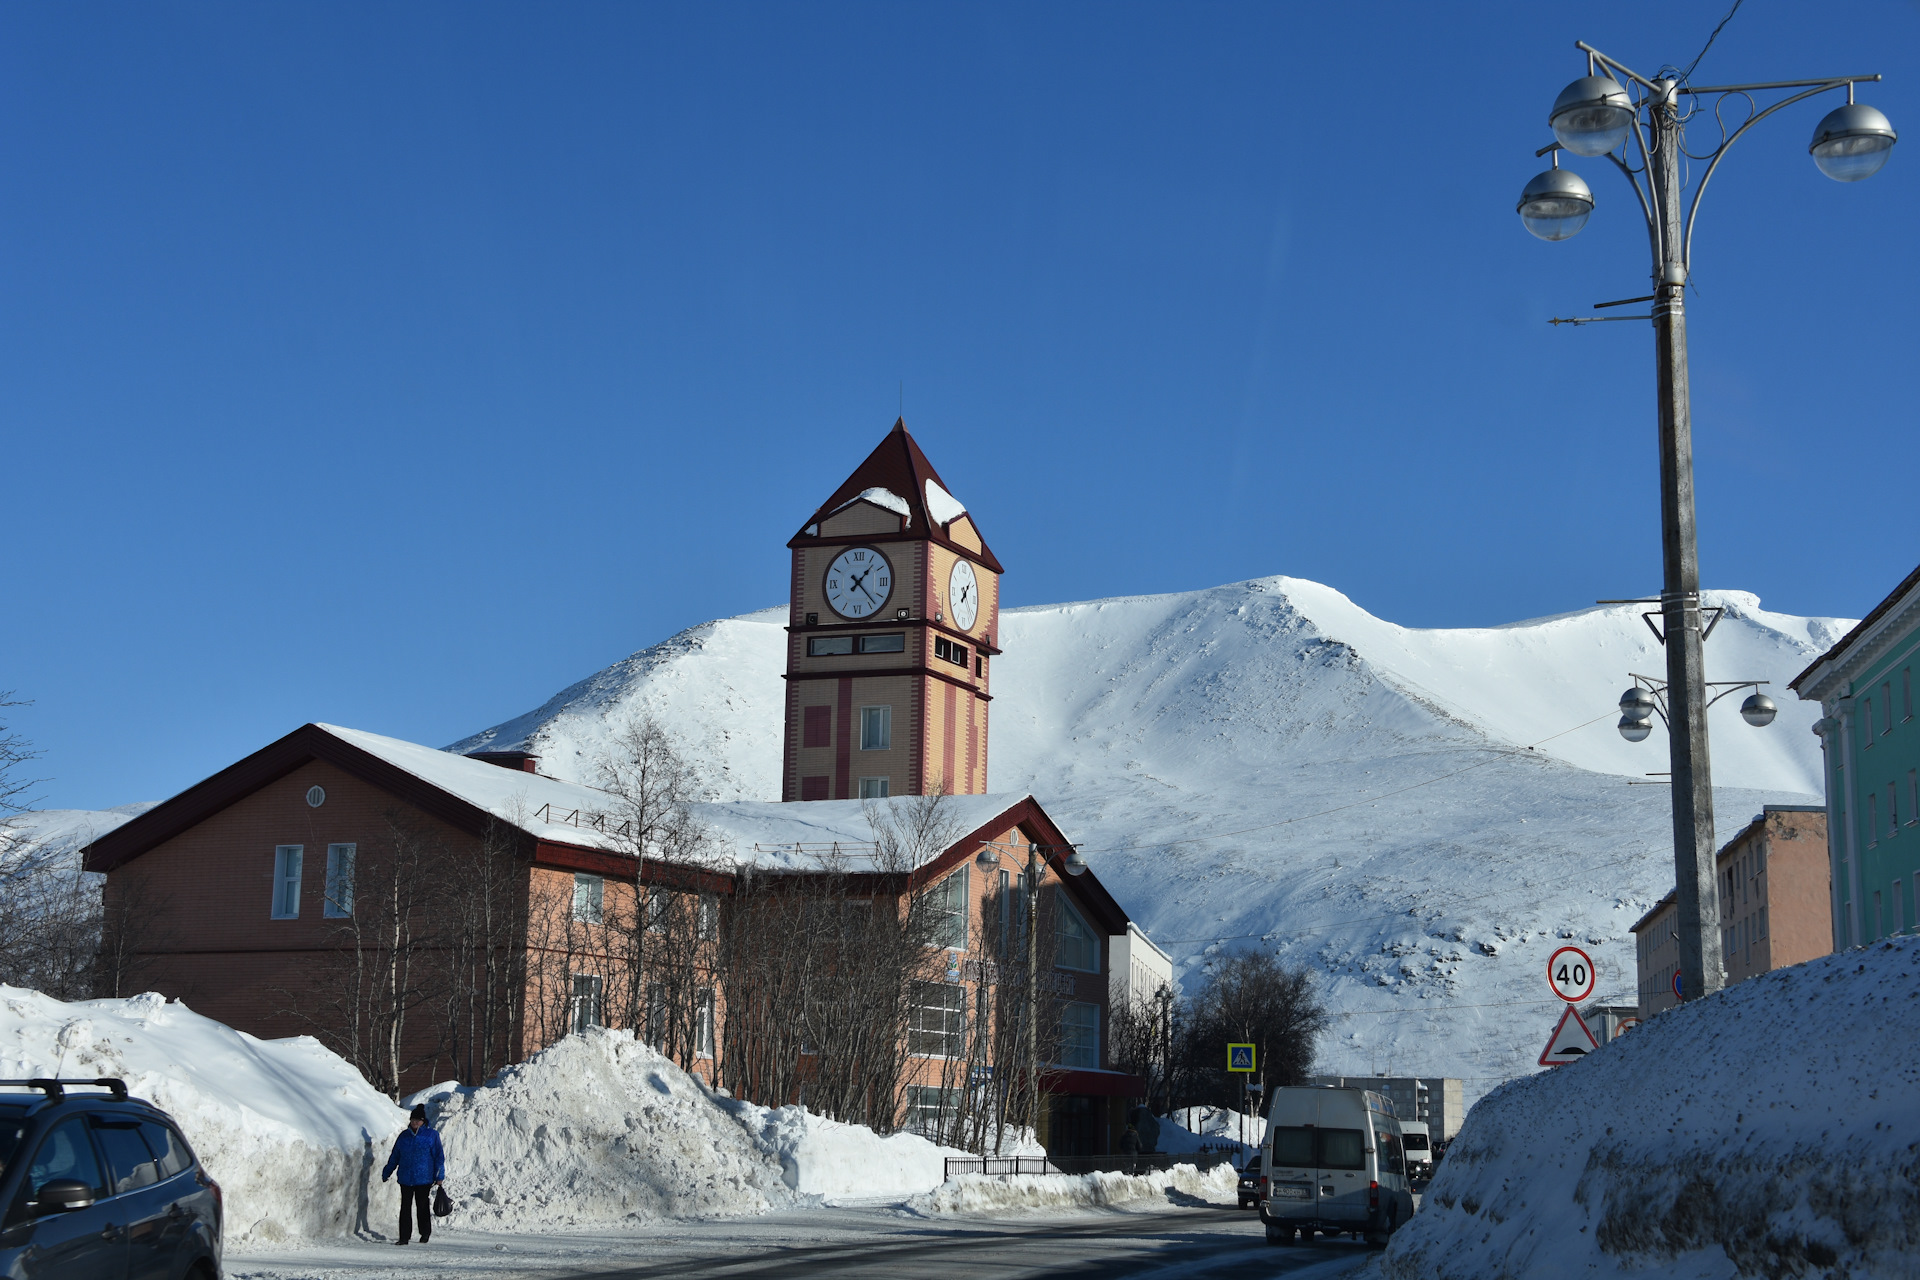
[1518,43,1894,1004]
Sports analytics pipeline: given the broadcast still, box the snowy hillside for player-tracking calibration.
[452,576,1848,1103]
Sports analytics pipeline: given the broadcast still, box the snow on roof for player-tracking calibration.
[923,478,966,526]
[317,724,1032,871]
[830,486,911,524]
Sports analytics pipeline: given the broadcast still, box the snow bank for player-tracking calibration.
[0,987,407,1245]
[407,1027,979,1224]
[909,1161,1237,1216]
[1384,937,1920,1280]
[406,1029,792,1228]
[739,1101,972,1201]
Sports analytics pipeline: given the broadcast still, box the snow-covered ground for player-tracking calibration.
[1383,935,1920,1280]
[1,988,1008,1247]
[448,575,1847,1102]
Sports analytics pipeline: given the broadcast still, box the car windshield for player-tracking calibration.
[0,1117,21,1181]
[1404,1133,1430,1151]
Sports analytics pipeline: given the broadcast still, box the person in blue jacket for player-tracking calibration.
[381,1104,447,1245]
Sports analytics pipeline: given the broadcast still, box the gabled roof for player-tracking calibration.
[789,418,1004,573]
[1789,561,1920,697]
[79,723,1130,930]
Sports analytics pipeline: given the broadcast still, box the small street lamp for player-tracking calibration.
[1520,41,1893,1007]
[1614,676,1775,742]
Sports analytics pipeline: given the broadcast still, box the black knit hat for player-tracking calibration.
[410,1104,428,1122]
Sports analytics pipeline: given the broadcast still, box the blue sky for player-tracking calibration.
[5,2,1916,810]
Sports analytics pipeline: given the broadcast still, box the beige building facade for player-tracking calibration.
[1633,805,1831,1018]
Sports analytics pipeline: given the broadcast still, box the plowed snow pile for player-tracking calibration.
[909,1161,1236,1216]
[0,986,408,1245]
[1384,936,1920,1280]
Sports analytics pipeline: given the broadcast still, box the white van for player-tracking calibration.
[1258,1085,1416,1247]
[1400,1121,1433,1178]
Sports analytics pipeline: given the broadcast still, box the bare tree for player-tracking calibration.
[434,817,529,1085]
[0,830,100,999]
[0,693,43,830]
[1177,952,1328,1112]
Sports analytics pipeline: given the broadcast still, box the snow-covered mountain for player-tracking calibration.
[454,576,1849,1104]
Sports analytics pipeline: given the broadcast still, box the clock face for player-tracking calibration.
[948,559,980,631]
[824,547,893,619]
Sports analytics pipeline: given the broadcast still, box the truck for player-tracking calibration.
[1258,1085,1416,1248]
[1399,1120,1433,1178]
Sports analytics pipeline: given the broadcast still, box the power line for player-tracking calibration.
[1683,0,1746,81]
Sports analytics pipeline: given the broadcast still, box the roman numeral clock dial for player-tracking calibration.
[824,547,892,619]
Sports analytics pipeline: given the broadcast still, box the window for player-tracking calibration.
[573,873,604,924]
[859,633,905,654]
[646,891,669,934]
[1863,700,1874,747]
[803,705,832,747]
[807,635,854,656]
[975,655,983,677]
[1378,1131,1405,1177]
[1895,880,1908,934]
[570,974,602,1034]
[934,637,968,667]
[860,705,891,750]
[323,844,355,918]
[26,1117,107,1204]
[645,982,667,1046]
[905,1085,959,1137]
[997,869,1010,958]
[271,846,303,919]
[1905,668,1913,720]
[908,981,966,1057]
[1909,771,1919,825]
[858,776,890,799]
[1055,898,1100,972]
[1867,795,1878,847]
[698,894,719,941]
[137,1122,190,1180]
[1271,1126,1315,1169]
[1059,1001,1098,1068]
[1892,783,1902,836]
[930,866,969,949]
[1883,682,1895,733]
[1318,1128,1367,1170]
[696,988,716,1057]
[92,1119,160,1194]
[1874,890,1884,940]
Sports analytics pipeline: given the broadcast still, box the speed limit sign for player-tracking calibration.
[1547,945,1596,1003]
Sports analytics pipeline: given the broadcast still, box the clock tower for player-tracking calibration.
[782,419,1003,802]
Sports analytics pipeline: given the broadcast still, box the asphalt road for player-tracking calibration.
[555,1207,1379,1280]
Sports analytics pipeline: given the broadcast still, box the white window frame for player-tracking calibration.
[1058,1000,1099,1069]
[573,873,604,924]
[696,988,716,1058]
[908,980,966,1058]
[905,1085,959,1138]
[271,846,303,920]
[932,865,969,951]
[697,893,719,941]
[1055,897,1101,973]
[323,844,355,919]
[859,705,892,751]
[858,776,890,798]
[569,973,603,1034]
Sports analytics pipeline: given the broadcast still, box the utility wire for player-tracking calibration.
[1683,0,1746,82]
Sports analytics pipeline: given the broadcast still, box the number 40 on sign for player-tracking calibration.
[1547,945,1596,1003]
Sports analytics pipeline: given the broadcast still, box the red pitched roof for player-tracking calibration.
[789,418,1003,573]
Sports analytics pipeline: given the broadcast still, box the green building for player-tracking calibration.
[1790,563,1920,948]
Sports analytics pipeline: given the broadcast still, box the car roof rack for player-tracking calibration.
[0,1078,129,1103]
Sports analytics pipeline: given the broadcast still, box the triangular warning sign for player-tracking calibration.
[1539,1005,1600,1066]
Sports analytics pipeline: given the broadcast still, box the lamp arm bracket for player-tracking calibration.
[1705,679,1769,710]
[1683,81,1860,268]
[1680,74,1881,95]
[1575,41,1658,92]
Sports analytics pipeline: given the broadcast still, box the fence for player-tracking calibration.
[943,1150,1238,1179]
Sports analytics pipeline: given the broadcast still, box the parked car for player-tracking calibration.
[1236,1151,1266,1209]
[0,1077,222,1280]
[1257,1085,1416,1248]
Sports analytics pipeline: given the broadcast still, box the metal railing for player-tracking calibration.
[943,1150,1237,1179]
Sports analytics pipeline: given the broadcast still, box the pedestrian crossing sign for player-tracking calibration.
[1227,1044,1256,1072]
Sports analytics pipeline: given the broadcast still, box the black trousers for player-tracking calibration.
[398,1184,433,1242]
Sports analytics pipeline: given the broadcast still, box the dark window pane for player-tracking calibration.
[1271,1127,1315,1168]
[137,1122,191,1179]
[92,1121,159,1194]
[1318,1128,1366,1170]
[29,1117,107,1198]
[859,633,905,654]
[807,636,854,656]
[802,705,832,747]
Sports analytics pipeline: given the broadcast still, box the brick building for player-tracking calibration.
[1632,805,1830,1018]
